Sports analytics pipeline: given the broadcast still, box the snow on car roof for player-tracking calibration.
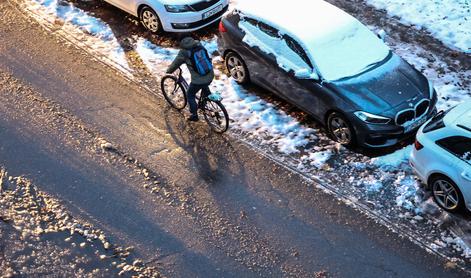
[235,0,390,81]
[235,0,356,47]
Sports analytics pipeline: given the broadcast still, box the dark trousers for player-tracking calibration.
[187,83,211,117]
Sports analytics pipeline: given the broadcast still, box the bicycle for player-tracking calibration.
[161,67,229,133]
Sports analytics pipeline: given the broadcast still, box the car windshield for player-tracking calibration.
[309,21,390,81]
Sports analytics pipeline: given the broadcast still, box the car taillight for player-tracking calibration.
[219,20,227,33]
[414,140,424,151]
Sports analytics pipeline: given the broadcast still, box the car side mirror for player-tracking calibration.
[377,29,387,41]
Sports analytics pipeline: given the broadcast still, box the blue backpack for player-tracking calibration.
[188,46,213,76]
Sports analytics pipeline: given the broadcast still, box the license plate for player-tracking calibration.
[404,116,427,133]
[203,4,223,19]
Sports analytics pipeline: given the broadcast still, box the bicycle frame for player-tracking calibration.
[175,68,189,91]
[174,67,208,108]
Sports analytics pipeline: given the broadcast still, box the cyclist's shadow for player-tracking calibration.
[163,106,245,184]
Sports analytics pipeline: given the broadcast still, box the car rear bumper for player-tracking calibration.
[409,151,427,184]
[162,4,228,32]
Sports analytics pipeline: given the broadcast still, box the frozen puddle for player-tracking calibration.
[19,0,471,269]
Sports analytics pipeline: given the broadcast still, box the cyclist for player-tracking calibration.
[166,36,214,122]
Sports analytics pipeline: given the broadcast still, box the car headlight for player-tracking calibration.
[165,5,193,13]
[354,111,391,124]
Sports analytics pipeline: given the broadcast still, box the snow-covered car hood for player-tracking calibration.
[329,54,429,116]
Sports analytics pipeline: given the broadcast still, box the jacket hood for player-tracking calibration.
[330,54,429,116]
[180,37,200,50]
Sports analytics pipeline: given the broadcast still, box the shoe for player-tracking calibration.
[187,115,199,122]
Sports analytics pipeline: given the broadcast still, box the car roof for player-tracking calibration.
[444,100,471,133]
[235,0,359,49]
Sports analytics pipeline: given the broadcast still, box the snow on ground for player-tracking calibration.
[372,145,411,168]
[21,0,471,264]
[22,0,131,74]
[366,0,471,53]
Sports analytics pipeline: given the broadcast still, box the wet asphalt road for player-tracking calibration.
[0,1,468,277]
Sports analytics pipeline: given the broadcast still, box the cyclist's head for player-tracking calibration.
[180,36,199,49]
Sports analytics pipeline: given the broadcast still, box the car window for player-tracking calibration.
[436,136,471,164]
[283,35,313,69]
[258,22,280,38]
[244,17,258,27]
[243,17,280,38]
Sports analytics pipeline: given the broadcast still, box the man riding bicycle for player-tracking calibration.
[166,36,214,122]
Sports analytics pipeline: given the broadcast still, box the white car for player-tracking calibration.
[103,0,229,33]
[410,101,471,212]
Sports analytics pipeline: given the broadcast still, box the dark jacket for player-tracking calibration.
[166,37,215,85]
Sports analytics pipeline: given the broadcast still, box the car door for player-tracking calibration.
[436,135,471,200]
[236,17,282,93]
[449,137,471,186]
[272,34,323,117]
[104,0,135,15]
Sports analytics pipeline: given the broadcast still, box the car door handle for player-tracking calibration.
[462,172,471,181]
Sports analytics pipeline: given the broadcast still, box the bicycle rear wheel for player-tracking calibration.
[202,100,229,133]
[161,75,187,110]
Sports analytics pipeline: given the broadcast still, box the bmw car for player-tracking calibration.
[217,0,437,148]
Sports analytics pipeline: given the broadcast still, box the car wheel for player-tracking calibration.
[431,175,464,213]
[225,52,249,84]
[327,112,356,146]
[140,6,161,33]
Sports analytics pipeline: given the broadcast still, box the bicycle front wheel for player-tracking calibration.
[202,100,229,133]
[161,75,187,110]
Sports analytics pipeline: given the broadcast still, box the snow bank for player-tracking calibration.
[212,77,318,154]
[372,145,412,168]
[26,0,130,72]
[366,0,471,53]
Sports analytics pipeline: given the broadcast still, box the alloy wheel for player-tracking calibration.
[329,116,352,145]
[141,9,160,32]
[226,56,246,83]
[433,179,460,211]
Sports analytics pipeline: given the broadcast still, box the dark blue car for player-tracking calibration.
[217,0,437,148]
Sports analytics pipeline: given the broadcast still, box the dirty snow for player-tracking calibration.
[372,145,412,168]
[24,0,131,73]
[366,0,471,53]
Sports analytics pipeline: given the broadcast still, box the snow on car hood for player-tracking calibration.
[330,54,429,115]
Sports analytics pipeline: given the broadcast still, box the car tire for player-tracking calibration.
[327,112,356,147]
[225,52,250,84]
[139,6,162,33]
[430,175,464,213]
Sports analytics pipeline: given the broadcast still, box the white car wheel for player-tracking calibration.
[140,7,161,33]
